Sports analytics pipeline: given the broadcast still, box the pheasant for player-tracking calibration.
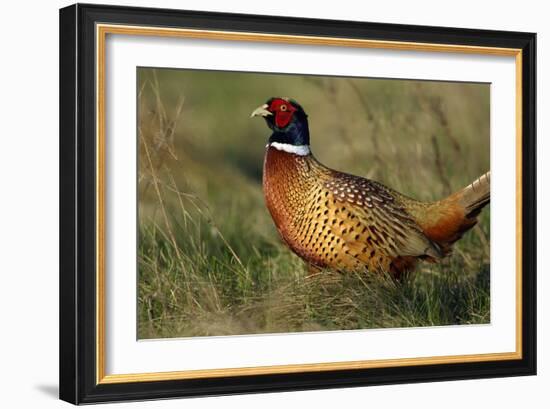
[251,97,490,278]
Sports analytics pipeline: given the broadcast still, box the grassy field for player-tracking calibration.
[137,68,490,339]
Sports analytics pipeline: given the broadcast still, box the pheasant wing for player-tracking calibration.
[324,174,442,268]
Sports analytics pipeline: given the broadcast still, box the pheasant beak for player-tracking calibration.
[250,104,273,118]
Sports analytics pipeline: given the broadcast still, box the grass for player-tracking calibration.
[137,68,490,339]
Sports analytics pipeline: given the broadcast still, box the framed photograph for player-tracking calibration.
[59,3,536,404]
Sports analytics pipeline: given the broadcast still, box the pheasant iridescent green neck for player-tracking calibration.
[267,111,310,147]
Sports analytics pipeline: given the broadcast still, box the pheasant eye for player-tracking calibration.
[280,105,288,112]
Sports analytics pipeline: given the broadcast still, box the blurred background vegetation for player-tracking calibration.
[137,68,490,339]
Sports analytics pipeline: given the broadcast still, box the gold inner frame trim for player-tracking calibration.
[96,23,523,385]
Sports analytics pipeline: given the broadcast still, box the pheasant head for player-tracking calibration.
[250,97,310,155]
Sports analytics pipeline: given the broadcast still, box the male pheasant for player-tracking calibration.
[251,97,490,278]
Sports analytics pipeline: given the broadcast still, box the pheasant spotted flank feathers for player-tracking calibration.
[251,97,490,278]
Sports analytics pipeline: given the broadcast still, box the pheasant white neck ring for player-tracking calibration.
[269,142,310,156]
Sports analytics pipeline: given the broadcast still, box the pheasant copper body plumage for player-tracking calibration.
[251,97,490,278]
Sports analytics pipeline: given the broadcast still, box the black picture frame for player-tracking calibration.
[59,3,536,404]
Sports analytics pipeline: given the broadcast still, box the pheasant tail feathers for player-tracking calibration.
[457,171,490,218]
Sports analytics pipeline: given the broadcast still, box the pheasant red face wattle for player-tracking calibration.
[269,98,297,128]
